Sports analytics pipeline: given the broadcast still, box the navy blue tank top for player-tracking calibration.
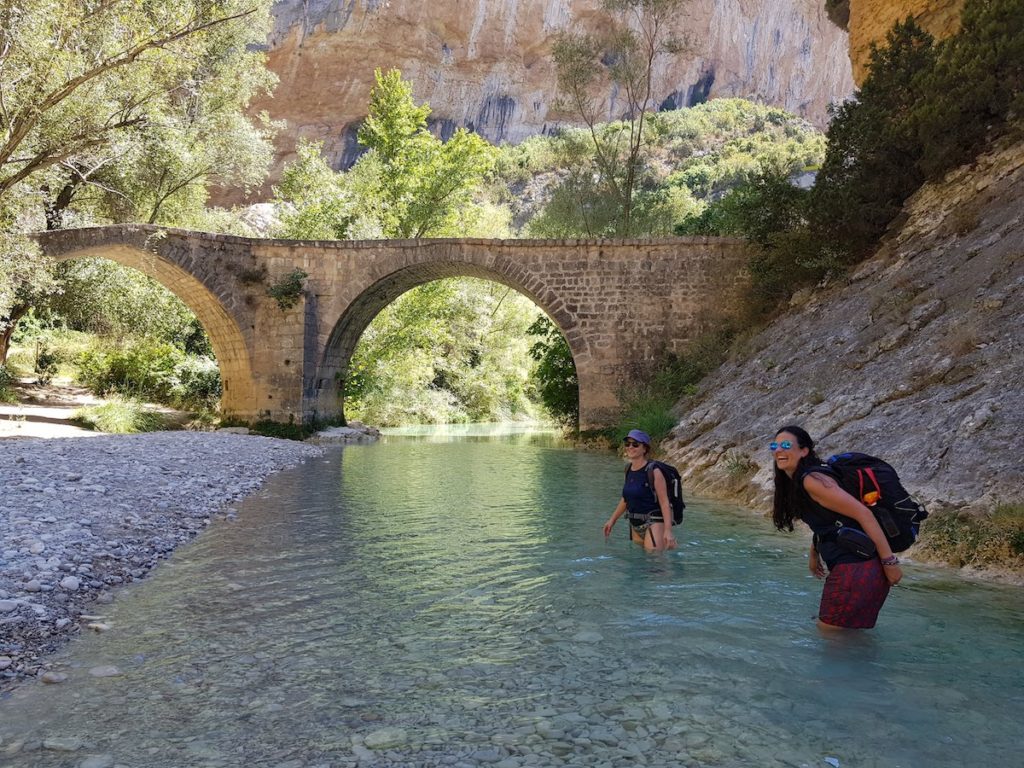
[623,463,663,522]
[797,467,864,568]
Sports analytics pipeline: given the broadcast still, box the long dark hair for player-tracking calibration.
[771,424,822,531]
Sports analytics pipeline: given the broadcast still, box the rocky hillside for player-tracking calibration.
[663,139,1024,516]
[251,0,853,188]
[847,0,963,82]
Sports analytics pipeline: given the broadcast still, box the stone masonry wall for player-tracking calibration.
[35,228,751,428]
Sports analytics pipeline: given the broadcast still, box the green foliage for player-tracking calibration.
[267,269,308,311]
[275,69,497,241]
[72,396,168,434]
[695,1,1024,312]
[33,343,60,384]
[0,364,17,403]
[527,315,579,427]
[550,0,687,236]
[76,339,185,402]
[502,99,825,238]
[41,259,213,355]
[614,326,737,443]
[345,279,542,426]
[171,356,222,409]
[0,0,275,366]
[916,504,1024,569]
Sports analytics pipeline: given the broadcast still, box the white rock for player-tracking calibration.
[88,665,121,677]
[59,576,81,591]
[363,727,409,749]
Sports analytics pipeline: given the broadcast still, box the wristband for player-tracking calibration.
[880,555,900,566]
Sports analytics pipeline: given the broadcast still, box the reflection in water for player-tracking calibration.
[1,429,1022,767]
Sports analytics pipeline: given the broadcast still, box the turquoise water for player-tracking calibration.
[1,427,1022,767]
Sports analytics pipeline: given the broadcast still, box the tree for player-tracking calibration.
[356,69,496,238]
[551,0,688,236]
[274,69,498,241]
[527,315,579,427]
[0,0,276,363]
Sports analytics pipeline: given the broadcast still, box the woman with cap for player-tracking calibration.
[602,429,677,550]
[770,425,902,629]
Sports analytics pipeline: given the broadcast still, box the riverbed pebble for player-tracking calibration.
[0,432,322,690]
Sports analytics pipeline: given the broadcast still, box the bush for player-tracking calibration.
[76,338,185,402]
[71,396,168,434]
[0,365,17,404]
[527,315,578,427]
[171,356,222,409]
[916,504,1024,569]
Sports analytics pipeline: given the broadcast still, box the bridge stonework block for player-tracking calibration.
[33,226,750,429]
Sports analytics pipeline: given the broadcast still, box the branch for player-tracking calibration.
[0,6,257,169]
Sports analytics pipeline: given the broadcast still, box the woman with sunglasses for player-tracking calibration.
[602,429,677,550]
[770,425,902,629]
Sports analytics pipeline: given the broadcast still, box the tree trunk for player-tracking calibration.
[0,305,29,366]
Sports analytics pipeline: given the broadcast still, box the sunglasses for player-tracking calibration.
[623,439,643,448]
[768,440,794,451]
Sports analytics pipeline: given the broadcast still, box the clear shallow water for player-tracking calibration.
[1,428,1022,768]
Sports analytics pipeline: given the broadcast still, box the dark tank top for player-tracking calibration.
[797,466,865,568]
[623,463,663,523]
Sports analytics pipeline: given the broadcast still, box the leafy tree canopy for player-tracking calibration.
[1,0,277,361]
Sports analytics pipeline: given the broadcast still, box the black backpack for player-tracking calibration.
[626,460,685,525]
[823,452,928,552]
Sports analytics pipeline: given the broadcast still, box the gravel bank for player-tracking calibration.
[0,432,323,691]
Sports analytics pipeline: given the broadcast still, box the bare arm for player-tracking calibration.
[803,473,902,584]
[604,499,628,537]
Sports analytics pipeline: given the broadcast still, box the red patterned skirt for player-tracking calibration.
[818,559,891,629]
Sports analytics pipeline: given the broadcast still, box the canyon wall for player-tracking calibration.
[848,0,963,82]
[251,0,854,191]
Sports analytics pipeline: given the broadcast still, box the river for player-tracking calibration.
[1,425,1021,767]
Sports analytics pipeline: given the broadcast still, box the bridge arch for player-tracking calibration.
[311,258,589,422]
[33,229,256,417]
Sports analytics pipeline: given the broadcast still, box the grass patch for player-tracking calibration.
[916,504,1024,570]
[219,414,347,442]
[71,396,168,434]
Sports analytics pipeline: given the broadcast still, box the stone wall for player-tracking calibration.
[35,228,751,428]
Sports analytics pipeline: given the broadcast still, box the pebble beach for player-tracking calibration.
[0,432,323,691]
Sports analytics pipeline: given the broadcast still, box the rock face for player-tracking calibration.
[252,0,853,189]
[848,0,963,82]
[663,138,1024,515]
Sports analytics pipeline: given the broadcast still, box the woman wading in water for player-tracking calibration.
[771,425,902,629]
[603,430,677,551]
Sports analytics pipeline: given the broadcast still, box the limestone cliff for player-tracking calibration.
[848,0,963,82]
[663,138,1024,520]
[253,0,853,186]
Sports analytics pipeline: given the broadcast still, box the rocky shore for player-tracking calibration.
[0,432,323,691]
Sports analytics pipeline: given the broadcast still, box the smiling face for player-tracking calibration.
[771,430,809,477]
[623,438,649,460]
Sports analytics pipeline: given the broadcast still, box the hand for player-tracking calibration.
[603,519,615,538]
[882,563,903,586]
[662,534,677,550]
[809,553,826,579]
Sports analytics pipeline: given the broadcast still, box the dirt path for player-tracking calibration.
[0,379,105,439]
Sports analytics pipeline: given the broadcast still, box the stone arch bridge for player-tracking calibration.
[34,226,749,429]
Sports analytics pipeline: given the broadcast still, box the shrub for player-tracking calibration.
[76,338,185,402]
[72,396,168,434]
[171,356,222,409]
[0,365,17,404]
[267,268,308,310]
[916,504,1024,569]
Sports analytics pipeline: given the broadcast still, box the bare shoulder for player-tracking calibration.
[802,470,839,492]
